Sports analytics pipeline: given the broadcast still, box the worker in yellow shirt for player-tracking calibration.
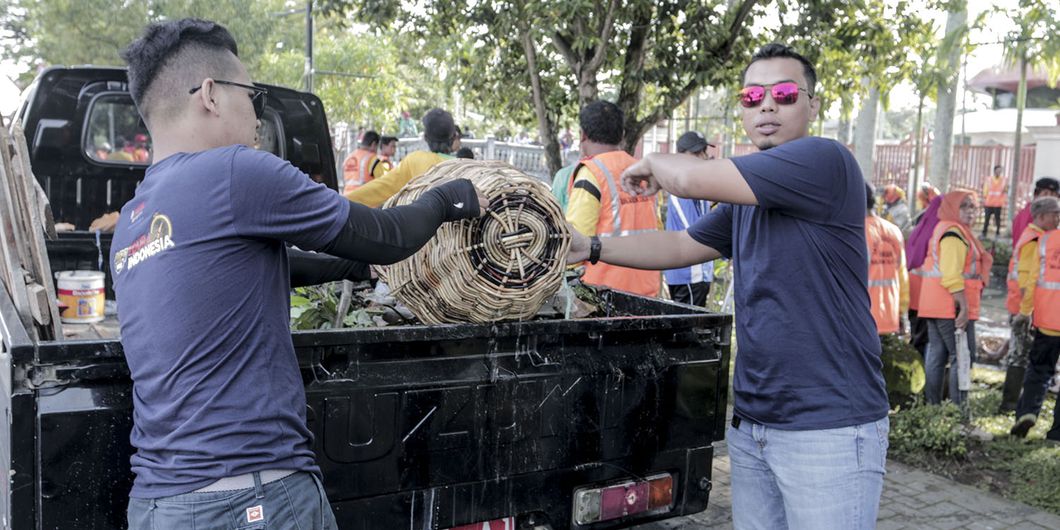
[982,164,1007,239]
[1010,197,1060,440]
[341,131,385,194]
[999,197,1058,411]
[566,101,659,297]
[378,135,398,173]
[918,190,992,406]
[346,109,456,207]
[865,183,909,336]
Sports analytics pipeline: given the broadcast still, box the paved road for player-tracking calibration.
[635,443,1060,529]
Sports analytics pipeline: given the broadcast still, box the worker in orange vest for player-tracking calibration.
[865,183,909,336]
[999,197,1060,412]
[917,190,992,406]
[1009,197,1060,439]
[981,164,1007,239]
[566,101,659,297]
[346,109,457,207]
[906,194,943,356]
[341,131,385,194]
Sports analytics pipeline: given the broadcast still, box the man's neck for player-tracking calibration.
[149,126,223,164]
[581,141,622,158]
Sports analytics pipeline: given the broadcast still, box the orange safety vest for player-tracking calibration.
[917,221,984,320]
[866,215,904,334]
[908,271,923,311]
[984,177,1007,208]
[569,151,660,297]
[1006,224,1044,315]
[1033,230,1060,332]
[342,148,379,190]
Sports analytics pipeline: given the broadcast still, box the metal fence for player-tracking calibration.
[872,143,1038,217]
[392,138,556,182]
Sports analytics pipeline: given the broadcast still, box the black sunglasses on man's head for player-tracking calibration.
[189,80,268,119]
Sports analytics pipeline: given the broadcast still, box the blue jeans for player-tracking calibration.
[727,416,889,530]
[924,318,976,405]
[128,471,337,530]
[1015,331,1060,440]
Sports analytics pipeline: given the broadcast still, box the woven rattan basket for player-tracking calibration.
[376,159,571,324]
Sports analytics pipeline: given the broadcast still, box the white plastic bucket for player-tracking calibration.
[55,271,106,324]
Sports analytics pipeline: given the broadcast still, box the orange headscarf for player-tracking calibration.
[938,190,993,286]
[883,184,905,204]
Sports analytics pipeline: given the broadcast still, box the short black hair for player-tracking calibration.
[993,165,1003,172]
[743,43,817,94]
[1035,177,1059,195]
[865,182,875,211]
[455,147,475,159]
[380,135,398,146]
[579,100,624,146]
[360,130,380,147]
[121,18,240,125]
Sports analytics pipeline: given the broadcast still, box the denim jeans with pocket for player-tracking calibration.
[727,416,889,530]
[128,471,337,530]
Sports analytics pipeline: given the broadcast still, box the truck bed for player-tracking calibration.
[0,278,730,529]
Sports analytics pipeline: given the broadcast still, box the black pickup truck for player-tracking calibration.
[0,67,730,530]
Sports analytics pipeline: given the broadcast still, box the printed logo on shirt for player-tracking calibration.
[129,202,145,224]
[246,505,264,523]
[113,213,175,275]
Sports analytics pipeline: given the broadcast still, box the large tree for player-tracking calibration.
[330,0,761,173]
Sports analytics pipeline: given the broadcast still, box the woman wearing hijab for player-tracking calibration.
[905,194,943,356]
[917,184,941,212]
[916,190,993,405]
[882,184,910,231]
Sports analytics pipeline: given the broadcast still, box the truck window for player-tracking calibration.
[82,94,284,166]
[83,93,152,165]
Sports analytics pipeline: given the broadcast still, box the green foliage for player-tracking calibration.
[889,402,968,460]
[889,367,1060,517]
[2,0,299,85]
[880,334,926,409]
[256,27,441,131]
[290,284,393,330]
[997,0,1060,87]
[1010,446,1060,514]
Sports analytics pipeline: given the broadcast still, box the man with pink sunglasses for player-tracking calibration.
[567,43,888,529]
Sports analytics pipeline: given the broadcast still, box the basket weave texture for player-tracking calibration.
[376,159,571,324]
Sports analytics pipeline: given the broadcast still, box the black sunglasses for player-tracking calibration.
[189,80,268,119]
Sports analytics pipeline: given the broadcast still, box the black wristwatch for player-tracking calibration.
[589,236,602,265]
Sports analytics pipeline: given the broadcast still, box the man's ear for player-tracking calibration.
[809,92,822,118]
[195,79,220,116]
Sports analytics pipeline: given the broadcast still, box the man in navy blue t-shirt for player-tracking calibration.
[567,44,888,529]
[116,19,484,530]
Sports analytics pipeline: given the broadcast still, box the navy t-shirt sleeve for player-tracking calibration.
[228,146,350,250]
[687,203,734,258]
[729,137,848,222]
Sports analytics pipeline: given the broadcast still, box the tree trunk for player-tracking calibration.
[908,93,926,216]
[520,30,562,174]
[853,81,879,181]
[1008,50,1028,224]
[928,8,966,192]
[837,118,851,145]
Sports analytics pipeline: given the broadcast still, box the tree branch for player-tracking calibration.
[723,0,759,56]
[586,0,621,73]
[551,31,579,70]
